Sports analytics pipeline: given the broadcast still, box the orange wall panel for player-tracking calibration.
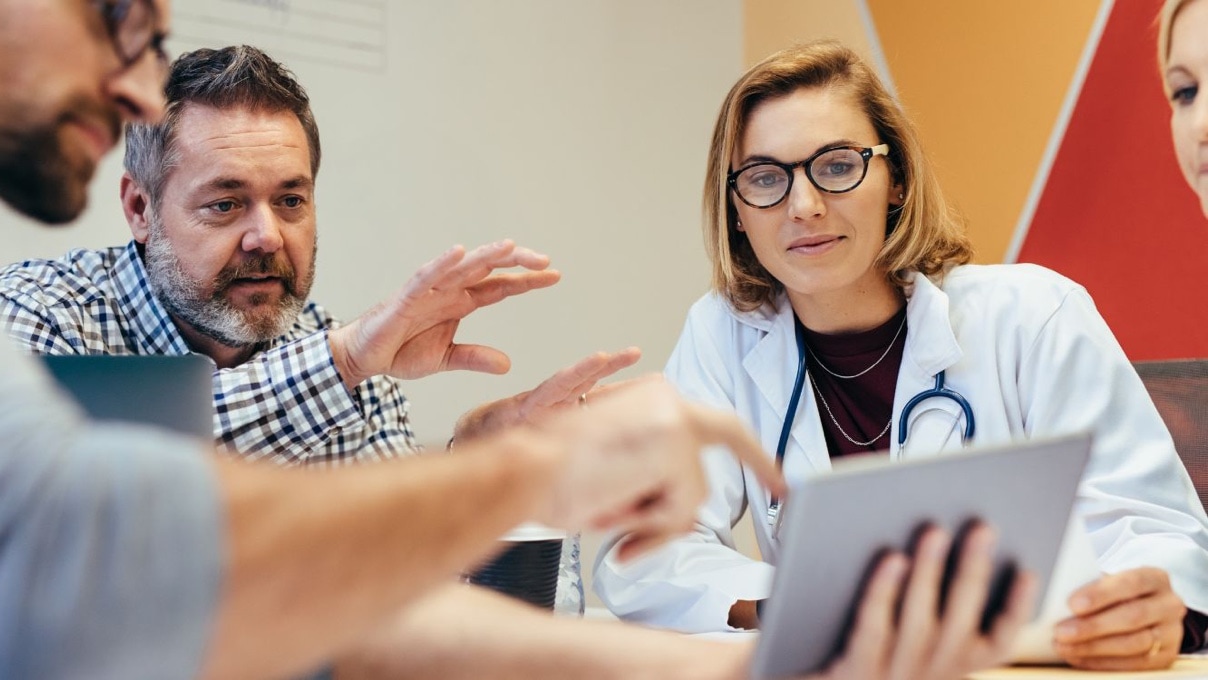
[866,0,1101,262]
[744,0,874,68]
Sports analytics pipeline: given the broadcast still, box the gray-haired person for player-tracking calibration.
[0,44,641,465]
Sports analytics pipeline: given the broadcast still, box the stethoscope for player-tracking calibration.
[766,316,976,528]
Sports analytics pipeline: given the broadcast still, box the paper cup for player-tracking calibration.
[467,523,565,610]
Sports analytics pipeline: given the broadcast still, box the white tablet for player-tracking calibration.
[750,433,1092,680]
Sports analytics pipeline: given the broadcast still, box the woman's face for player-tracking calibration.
[731,86,901,316]
[1167,0,1208,218]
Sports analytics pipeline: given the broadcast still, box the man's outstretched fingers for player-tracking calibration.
[404,245,468,295]
[430,240,518,288]
[566,350,643,400]
[466,270,561,307]
[439,241,553,289]
[443,344,512,374]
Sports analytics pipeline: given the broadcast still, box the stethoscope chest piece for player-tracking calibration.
[896,371,975,446]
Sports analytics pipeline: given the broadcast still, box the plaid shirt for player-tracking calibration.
[0,241,417,465]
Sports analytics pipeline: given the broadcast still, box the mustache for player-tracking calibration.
[214,256,298,294]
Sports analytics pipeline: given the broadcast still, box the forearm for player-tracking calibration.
[333,583,752,680]
[199,431,561,680]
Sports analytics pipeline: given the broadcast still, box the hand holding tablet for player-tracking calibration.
[751,433,1092,679]
[810,524,1039,680]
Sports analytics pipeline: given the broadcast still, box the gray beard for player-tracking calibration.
[143,220,308,348]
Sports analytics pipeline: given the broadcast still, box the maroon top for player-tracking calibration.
[1183,609,1207,653]
[800,305,907,458]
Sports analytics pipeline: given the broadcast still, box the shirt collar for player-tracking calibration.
[728,269,963,376]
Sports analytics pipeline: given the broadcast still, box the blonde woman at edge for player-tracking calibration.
[595,40,1208,671]
[1163,0,1208,220]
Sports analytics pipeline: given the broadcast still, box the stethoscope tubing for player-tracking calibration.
[767,315,975,526]
[896,372,975,446]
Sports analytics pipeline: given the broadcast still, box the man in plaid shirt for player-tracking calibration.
[0,45,638,466]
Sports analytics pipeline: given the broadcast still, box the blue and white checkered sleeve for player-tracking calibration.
[339,374,419,462]
[212,330,381,464]
[0,292,88,355]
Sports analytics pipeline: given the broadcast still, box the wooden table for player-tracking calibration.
[969,657,1208,679]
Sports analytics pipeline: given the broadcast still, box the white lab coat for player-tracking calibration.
[594,263,1208,633]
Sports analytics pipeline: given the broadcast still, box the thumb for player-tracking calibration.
[444,344,512,374]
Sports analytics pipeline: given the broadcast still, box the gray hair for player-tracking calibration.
[123,45,321,207]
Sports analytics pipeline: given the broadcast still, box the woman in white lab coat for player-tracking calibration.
[595,40,1208,671]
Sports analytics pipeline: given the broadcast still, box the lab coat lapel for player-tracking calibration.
[740,298,832,475]
[891,272,966,459]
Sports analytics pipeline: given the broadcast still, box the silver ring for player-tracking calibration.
[578,393,588,408]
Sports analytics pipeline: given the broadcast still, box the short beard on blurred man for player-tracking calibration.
[0,97,122,224]
[143,211,317,347]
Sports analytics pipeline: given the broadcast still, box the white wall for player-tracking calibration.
[0,1,749,605]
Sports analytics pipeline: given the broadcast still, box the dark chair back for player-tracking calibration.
[1133,359,1208,513]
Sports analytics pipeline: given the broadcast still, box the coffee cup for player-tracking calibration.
[466,523,565,610]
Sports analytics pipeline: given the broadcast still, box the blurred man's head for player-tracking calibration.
[0,0,170,224]
[121,46,320,349]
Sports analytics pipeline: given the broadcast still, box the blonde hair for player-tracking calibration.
[1158,0,1198,88]
[703,40,972,312]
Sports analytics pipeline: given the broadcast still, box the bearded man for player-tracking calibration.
[0,45,637,463]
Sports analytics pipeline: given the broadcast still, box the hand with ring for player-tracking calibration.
[451,347,641,442]
[1052,567,1186,670]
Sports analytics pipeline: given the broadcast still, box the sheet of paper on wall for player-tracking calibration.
[1008,514,1101,664]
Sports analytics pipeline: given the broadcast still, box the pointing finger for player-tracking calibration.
[683,400,785,498]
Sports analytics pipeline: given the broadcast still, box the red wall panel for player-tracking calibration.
[1018,0,1208,360]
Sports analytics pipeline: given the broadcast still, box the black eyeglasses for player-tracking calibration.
[93,0,170,75]
[727,144,890,209]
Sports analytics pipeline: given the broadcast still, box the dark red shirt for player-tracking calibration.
[801,305,907,458]
[1183,608,1207,652]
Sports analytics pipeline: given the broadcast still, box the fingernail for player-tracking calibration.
[978,529,997,555]
[1055,622,1076,640]
[1069,594,1090,612]
[885,555,907,579]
